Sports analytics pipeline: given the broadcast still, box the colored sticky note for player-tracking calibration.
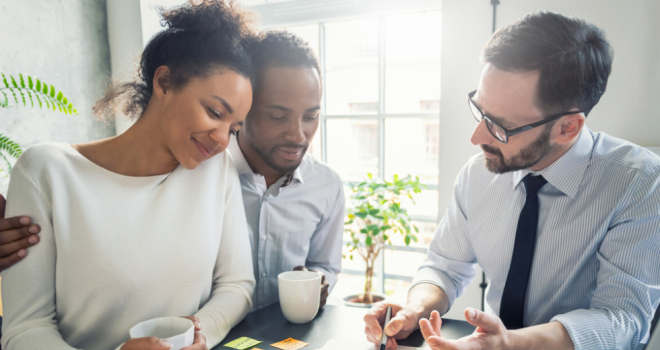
[271,338,309,350]
[223,337,263,349]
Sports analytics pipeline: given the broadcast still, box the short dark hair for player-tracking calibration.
[95,0,256,120]
[246,30,321,92]
[481,11,613,116]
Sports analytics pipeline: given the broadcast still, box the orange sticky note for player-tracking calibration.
[270,338,309,350]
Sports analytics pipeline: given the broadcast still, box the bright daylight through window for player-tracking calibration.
[285,10,441,301]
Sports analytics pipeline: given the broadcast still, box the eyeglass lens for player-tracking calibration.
[469,99,507,143]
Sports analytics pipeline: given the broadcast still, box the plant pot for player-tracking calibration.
[343,293,387,308]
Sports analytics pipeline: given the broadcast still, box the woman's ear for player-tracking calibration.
[152,66,172,100]
[555,112,585,145]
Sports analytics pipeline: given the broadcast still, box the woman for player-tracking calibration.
[1,1,256,349]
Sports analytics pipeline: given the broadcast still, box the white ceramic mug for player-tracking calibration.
[278,270,321,324]
[129,316,194,350]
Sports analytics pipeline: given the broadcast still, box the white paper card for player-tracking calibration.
[314,339,427,350]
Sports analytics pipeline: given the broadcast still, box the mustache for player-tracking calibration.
[277,143,307,149]
[480,144,503,158]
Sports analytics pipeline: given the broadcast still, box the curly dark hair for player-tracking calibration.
[246,30,321,92]
[95,0,257,121]
[481,11,613,116]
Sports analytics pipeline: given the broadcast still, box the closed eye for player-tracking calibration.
[207,107,221,119]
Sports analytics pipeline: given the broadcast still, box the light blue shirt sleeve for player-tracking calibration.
[551,168,660,350]
[304,184,345,290]
[411,163,478,308]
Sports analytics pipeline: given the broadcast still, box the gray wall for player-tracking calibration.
[0,0,115,182]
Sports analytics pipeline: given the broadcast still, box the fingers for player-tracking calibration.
[0,194,5,218]
[464,308,501,333]
[181,316,202,332]
[364,302,390,342]
[0,249,28,272]
[0,235,39,259]
[292,265,307,271]
[429,310,442,336]
[419,319,438,340]
[121,337,173,350]
[182,332,207,350]
[319,283,329,309]
[0,215,32,232]
[0,223,40,245]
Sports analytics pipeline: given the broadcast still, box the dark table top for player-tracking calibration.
[214,303,476,349]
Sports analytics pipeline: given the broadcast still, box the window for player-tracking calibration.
[284,10,441,298]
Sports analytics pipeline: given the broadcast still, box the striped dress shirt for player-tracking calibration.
[227,136,345,311]
[412,127,660,349]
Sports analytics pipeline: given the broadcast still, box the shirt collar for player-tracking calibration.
[227,134,304,187]
[227,135,253,175]
[511,127,594,198]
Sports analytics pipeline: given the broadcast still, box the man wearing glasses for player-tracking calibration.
[365,11,660,350]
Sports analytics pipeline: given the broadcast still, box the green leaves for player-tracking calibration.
[0,134,23,173]
[344,173,424,254]
[1,72,78,115]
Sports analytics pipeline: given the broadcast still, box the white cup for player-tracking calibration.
[278,270,321,324]
[129,317,194,350]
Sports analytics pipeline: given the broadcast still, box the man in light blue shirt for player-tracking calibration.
[364,11,660,350]
[230,31,344,311]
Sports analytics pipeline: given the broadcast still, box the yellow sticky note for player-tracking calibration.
[223,337,263,349]
[270,338,309,350]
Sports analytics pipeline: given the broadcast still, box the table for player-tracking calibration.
[215,303,476,349]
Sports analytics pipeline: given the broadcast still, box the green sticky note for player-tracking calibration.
[223,337,263,349]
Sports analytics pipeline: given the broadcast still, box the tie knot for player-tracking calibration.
[522,174,547,196]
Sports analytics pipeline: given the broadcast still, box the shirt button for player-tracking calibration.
[261,272,267,278]
[261,235,268,240]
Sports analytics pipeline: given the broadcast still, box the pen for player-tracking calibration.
[380,306,392,350]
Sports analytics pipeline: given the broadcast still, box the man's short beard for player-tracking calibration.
[481,124,554,174]
[243,123,307,174]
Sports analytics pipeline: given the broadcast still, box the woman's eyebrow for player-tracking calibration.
[212,96,234,114]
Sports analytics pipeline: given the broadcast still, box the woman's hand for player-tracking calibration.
[181,316,207,350]
[120,337,174,350]
[120,316,206,350]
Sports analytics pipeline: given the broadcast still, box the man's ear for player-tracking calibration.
[152,65,172,100]
[555,112,585,145]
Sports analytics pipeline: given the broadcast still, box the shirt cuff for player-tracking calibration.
[411,266,459,309]
[551,309,622,350]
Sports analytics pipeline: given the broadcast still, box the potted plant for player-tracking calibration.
[344,173,425,307]
[0,71,76,176]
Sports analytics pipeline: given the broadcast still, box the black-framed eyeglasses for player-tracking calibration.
[467,90,582,144]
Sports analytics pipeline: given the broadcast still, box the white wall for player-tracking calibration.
[437,0,660,320]
[0,0,115,196]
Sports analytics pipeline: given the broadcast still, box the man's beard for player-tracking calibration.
[481,125,553,174]
[243,125,307,174]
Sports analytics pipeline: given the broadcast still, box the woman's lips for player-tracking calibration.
[194,139,211,159]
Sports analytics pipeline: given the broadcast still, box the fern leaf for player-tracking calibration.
[19,73,26,88]
[10,88,18,104]
[0,134,23,160]
[49,84,55,98]
[28,76,33,89]
[0,152,12,174]
[2,73,9,88]
[42,81,48,94]
[35,93,43,109]
[10,76,18,88]
[19,89,26,106]
[0,90,7,106]
[36,79,41,91]
[26,90,34,107]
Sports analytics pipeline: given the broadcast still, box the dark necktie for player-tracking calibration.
[500,174,548,329]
